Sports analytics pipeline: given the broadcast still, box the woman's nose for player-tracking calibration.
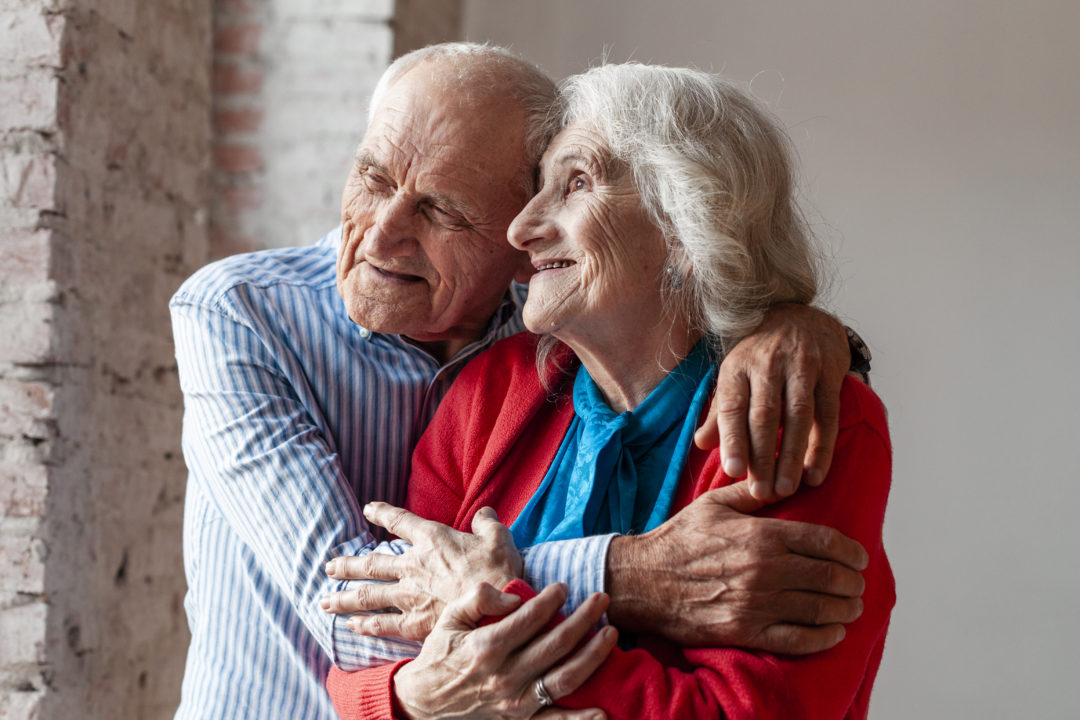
[507,195,554,251]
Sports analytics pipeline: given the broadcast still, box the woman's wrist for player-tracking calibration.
[391,663,425,720]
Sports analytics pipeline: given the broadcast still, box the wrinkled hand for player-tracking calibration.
[393,582,617,720]
[695,303,850,500]
[606,481,868,654]
[322,503,522,641]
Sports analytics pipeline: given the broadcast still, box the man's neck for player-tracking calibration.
[402,335,474,365]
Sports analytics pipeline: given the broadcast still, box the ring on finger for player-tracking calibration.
[535,677,554,707]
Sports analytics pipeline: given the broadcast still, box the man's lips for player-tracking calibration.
[365,262,425,283]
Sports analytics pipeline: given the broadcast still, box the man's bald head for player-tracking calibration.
[369,43,557,175]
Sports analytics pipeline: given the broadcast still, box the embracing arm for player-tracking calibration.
[324,329,867,654]
[171,290,414,668]
[332,389,892,720]
[697,303,858,500]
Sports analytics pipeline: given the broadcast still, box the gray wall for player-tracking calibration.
[463,1,1080,717]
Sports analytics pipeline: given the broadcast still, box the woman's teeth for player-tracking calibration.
[536,260,574,271]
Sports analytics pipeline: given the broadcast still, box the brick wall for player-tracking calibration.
[210,0,461,257]
[211,0,395,256]
[1,0,212,717]
[1,1,462,717]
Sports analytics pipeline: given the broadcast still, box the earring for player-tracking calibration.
[665,265,685,289]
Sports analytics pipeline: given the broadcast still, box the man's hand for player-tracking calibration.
[393,583,616,720]
[605,481,868,654]
[321,504,522,641]
[695,303,850,500]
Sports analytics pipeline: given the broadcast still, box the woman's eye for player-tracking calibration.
[567,175,588,194]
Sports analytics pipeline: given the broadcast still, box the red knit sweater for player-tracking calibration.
[328,332,894,719]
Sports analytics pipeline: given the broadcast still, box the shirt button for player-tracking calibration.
[359,328,371,339]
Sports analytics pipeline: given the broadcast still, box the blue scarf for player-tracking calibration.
[511,340,717,547]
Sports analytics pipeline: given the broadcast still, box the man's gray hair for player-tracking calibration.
[552,63,820,351]
[369,42,557,169]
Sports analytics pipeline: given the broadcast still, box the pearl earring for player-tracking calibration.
[665,265,685,289]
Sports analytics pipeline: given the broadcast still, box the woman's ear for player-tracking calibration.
[666,242,693,283]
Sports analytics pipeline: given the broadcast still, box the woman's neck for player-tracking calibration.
[557,315,703,414]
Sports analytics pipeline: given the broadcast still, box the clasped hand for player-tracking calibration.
[322,503,522,640]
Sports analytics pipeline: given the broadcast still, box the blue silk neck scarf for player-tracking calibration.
[511,340,717,548]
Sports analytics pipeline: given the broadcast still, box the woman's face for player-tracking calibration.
[507,125,671,344]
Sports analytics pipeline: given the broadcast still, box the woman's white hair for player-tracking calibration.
[550,63,820,352]
[369,42,556,172]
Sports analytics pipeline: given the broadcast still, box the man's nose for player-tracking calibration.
[366,194,417,258]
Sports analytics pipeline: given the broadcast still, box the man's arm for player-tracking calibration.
[697,303,856,500]
[605,481,867,652]
[172,291,418,669]
[176,290,611,666]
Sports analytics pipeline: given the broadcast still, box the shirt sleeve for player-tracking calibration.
[520,534,614,616]
[171,290,412,670]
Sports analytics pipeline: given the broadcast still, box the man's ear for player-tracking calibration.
[513,252,535,285]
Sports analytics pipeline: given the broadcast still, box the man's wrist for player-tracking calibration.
[604,534,660,633]
[844,326,872,382]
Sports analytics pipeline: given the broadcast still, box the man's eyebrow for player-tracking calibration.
[353,149,386,173]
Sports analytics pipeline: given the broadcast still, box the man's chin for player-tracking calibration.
[344,295,423,336]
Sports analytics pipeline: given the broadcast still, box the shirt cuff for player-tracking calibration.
[520,533,615,617]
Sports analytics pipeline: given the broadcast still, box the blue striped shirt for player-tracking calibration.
[170,227,612,719]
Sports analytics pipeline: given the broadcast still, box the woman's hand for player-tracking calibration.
[393,582,616,720]
[322,504,523,641]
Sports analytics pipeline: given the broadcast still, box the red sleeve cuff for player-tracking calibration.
[326,658,413,720]
[502,577,539,601]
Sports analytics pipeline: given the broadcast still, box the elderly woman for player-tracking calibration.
[328,63,893,719]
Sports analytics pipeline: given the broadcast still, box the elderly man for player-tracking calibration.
[171,43,867,719]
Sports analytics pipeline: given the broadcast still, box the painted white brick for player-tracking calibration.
[275,0,392,21]
[0,2,63,66]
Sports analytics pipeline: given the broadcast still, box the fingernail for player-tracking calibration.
[320,595,331,610]
[776,476,795,496]
[805,468,824,486]
[723,458,743,477]
[325,561,336,576]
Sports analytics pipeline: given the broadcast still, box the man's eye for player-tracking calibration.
[362,172,392,192]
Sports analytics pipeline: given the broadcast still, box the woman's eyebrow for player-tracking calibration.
[537,151,592,188]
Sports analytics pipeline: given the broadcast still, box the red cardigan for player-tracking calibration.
[328,332,894,719]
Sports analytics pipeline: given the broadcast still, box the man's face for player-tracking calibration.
[336,66,533,354]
